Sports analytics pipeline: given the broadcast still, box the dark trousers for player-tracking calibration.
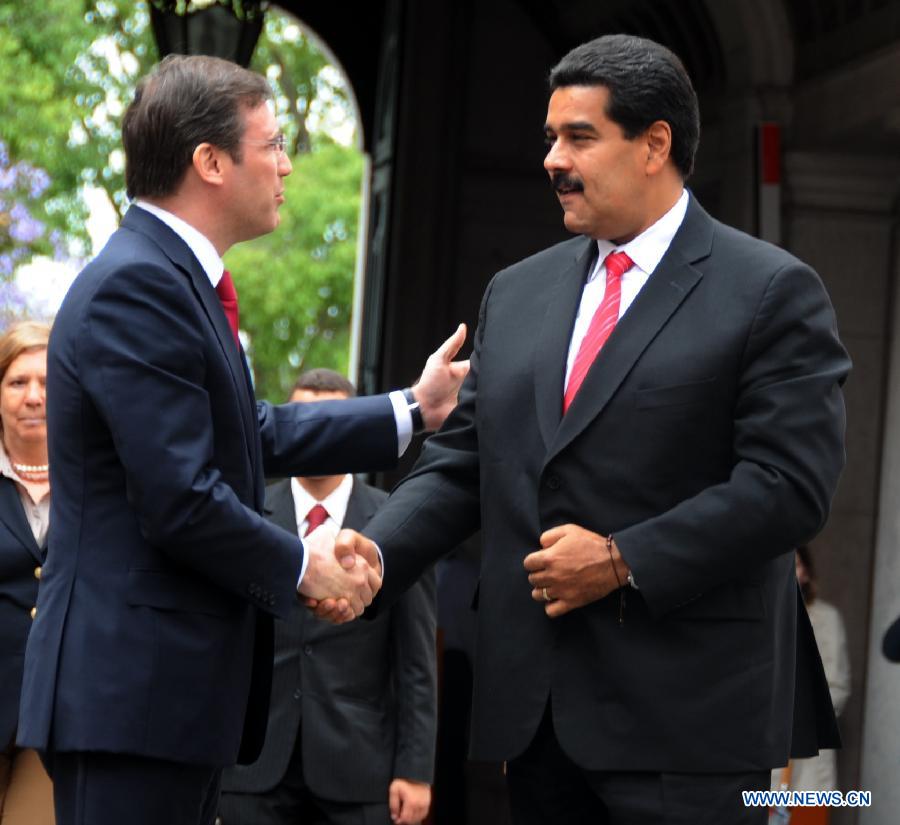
[506,706,769,825]
[218,791,389,825]
[49,751,222,825]
[217,730,390,825]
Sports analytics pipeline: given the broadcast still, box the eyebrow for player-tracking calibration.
[544,120,599,134]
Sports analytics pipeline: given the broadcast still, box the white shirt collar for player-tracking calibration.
[133,201,225,288]
[591,189,690,281]
[291,473,354,535]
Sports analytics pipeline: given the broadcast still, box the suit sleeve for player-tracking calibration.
[80,262,301,619]
[363,278,494,604]
[615,261,850,617]
[390,568,438,784]
[258,395,398,479]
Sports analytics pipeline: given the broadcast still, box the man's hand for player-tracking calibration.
[411,323,469,431]
[389,778,431,825]
[297,527,382,620]
[301,530,382,623]
[523,524,627,617]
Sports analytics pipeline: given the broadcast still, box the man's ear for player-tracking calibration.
[644,120,673,176]
[192,142,228,186]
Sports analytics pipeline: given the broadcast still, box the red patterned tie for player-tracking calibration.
[304,503,329,537]
[215,269,241,348]
[563,251,634,413]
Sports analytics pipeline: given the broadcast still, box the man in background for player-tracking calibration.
[219,369,436,825]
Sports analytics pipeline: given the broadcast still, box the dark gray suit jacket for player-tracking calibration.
[365,195,850,773]
[221,477,437,802]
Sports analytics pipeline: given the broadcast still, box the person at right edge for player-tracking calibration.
[320,33,852,825]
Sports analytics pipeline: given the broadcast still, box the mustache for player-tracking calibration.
[551,173,584,193]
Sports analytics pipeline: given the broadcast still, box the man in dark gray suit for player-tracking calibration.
[322,34,851,825]
[219,369,437,825]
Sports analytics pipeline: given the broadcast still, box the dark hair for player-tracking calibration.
[549,34,700,179]
[796,545,818,605]
[291,368,356,399]
[122,54,272,199]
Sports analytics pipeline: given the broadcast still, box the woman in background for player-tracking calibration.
[771,544,851,825]
[0,321,53,825]
[792,544,851,792]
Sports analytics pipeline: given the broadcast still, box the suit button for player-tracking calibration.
[30,607,37,619]
[304,645,312,656]
[34,566,42,580]
[293,689,302,700]
[545,475,561,490]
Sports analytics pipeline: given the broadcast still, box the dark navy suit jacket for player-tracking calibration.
[0,475,46,749]
[17,206,399,767]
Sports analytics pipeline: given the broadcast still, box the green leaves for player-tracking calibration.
[1,1,363,395]
[225,141,363,402]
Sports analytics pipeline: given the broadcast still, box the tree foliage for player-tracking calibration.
[0,0,156,246]
[0,1,363,396]
[225,141,362,402]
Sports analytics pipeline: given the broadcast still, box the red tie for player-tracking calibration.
[215,269,240,348]
[304,503,329,537]
[563,251,634,413]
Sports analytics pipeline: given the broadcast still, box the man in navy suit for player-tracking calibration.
[17,55,465,825]
[327,34,851,824]
[219,369,436,825]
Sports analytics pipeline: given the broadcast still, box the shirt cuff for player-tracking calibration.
[389,389,413,457]
[296,539,309,591]
[373,541,385,580]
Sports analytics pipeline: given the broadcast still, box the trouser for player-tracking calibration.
[506,704,769,825]
[49,750,221,825]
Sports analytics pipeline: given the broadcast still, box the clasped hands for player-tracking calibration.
[297,527,382,620]
[299,529,382,622]
[524,524,629,617]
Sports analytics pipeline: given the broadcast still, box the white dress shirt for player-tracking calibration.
[564,189,690,387]
[291,474,353,539]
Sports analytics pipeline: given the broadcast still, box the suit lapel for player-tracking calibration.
[342,479,382,531]
[264,479,297,535]
[0,477,43,564]
[120,207,259,477]
[533,238,597,450]
[545,196,715,464]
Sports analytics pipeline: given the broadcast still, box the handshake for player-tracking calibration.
[297,527,382,622]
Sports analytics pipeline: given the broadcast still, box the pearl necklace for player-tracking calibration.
[12,462,49,476]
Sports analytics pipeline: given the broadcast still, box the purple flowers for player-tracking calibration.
[0,139,51,280]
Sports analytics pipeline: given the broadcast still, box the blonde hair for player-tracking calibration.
[0,321,51,382]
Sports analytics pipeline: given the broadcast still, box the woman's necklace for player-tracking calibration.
[11,461,49,481]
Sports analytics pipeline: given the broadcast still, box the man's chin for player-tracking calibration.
[561,211,589,236]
